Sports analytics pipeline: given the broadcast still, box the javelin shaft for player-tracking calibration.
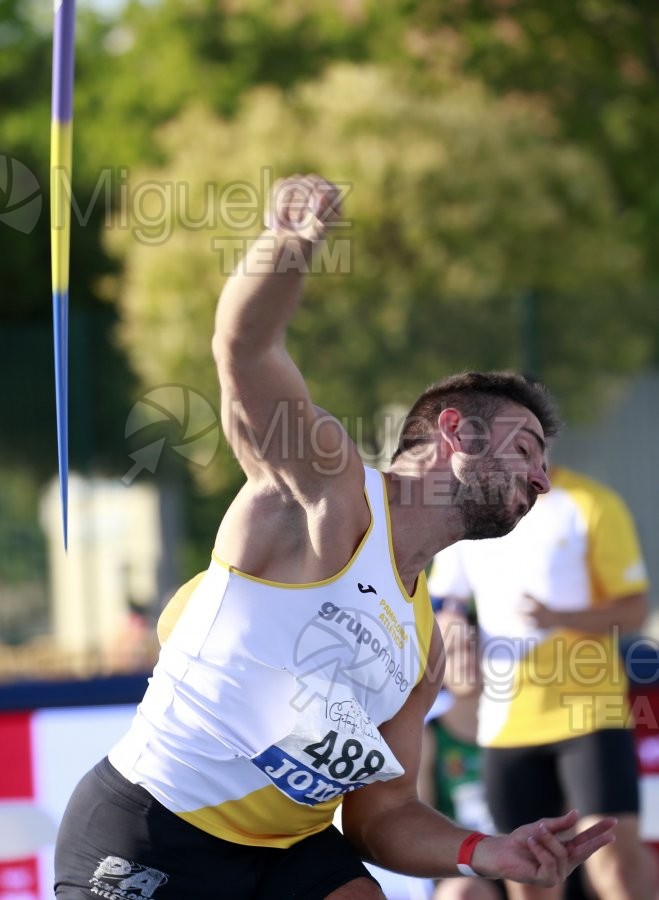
[51,0,76,549]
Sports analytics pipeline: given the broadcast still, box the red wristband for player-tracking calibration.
[457,831,487,877]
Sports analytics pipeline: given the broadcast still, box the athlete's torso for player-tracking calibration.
[109,466,434,847]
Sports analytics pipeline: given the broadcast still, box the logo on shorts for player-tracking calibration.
[90,857,169,898]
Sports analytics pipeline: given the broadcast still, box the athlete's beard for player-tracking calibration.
[454,451,538,541]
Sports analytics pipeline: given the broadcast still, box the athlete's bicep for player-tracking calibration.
[219,350,360,493]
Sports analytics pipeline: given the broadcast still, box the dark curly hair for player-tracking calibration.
[392,371,561,462]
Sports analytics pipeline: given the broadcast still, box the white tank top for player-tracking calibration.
[109,466,434,847]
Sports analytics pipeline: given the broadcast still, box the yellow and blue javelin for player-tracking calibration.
[51,0,76,548]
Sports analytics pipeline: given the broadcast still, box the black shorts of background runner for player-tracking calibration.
[54,757,380,900]
[483,727,639,832]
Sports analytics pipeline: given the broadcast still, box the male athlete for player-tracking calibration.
[55,175,616,899]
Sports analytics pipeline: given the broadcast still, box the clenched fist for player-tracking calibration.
[265,174,342,243]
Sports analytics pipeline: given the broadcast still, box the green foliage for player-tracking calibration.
[0,466,47,585]
[108,63,649,500]
[394,0,659,354]
[1,0,657,518]
[0,0,374,475]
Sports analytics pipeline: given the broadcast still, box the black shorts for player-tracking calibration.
[483,727,640,833]
[54,757,379,900]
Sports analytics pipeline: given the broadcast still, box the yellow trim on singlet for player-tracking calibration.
[375,471,434,684]
[379,471,416,605]
[156,571,205,645]
[210,488,375,589]
[177,784,342,849]
[411,571,434,687]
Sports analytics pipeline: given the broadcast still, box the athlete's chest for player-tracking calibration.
[216,566,421,722]
[217,492,371,585]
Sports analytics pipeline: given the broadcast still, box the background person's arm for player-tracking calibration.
[521,591,648,634]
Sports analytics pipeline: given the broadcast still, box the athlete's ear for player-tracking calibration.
[437,408,462,455]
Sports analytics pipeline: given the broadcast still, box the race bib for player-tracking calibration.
[250,693,404,806]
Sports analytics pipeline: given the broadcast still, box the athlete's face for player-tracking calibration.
[452,404,549,540]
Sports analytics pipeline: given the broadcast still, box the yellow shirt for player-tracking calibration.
[428,467,649,747]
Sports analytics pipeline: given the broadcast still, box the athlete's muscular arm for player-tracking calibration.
[212,174,359,495]
[341,625,616,887]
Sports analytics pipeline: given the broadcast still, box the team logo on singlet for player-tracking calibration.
[292,601,414,704]
[90,857,169,898]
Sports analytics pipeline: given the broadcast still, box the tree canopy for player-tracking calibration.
[1,0,657,503]
[107,63,648,498]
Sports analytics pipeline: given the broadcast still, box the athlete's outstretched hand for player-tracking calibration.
[265,174,342,243]
[473,810,616,886]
